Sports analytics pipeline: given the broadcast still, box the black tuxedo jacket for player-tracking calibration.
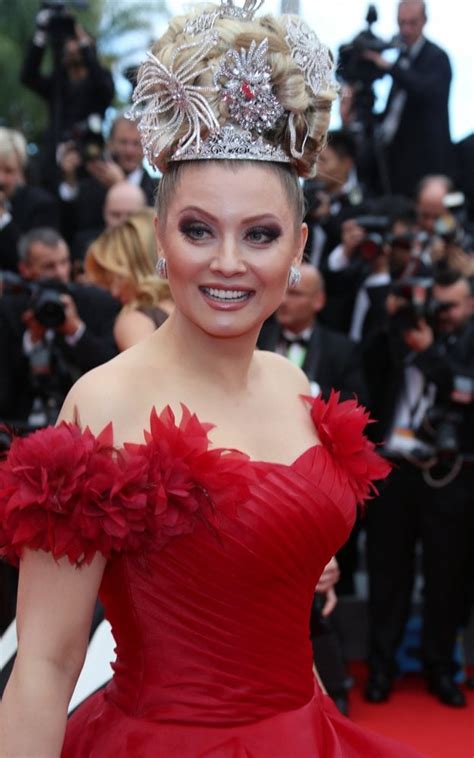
[258,319,367,405]
[0,283,119,423]
[0,185,60,273]
[384,38,453,195]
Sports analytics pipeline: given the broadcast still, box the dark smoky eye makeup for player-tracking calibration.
[178,217,212,238]
[246,225,282,242]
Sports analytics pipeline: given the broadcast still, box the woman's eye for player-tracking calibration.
[246,227,280,244]
[180,223,211,241]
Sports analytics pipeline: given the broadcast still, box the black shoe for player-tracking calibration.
[364,671,393,703]
[427,674,466,708]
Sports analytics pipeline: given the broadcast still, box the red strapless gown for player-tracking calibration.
[0,392,421,757]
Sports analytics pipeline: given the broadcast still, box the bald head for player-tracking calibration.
[299,263,325,294]
[416,175,452,234]
[276,263,326,334]
[103,181,147,229]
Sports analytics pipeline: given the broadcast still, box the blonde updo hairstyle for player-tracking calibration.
[145,5,338,223]
[85,209,172,309]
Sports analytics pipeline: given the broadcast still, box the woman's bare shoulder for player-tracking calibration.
[254,349,311,396]
[57,347,144,435]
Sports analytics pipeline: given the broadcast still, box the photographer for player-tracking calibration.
[304,130,367,271]
[412,175,474,276]
[20,4,115,187]
[363,0,454,195]
[0,228,119,426]
[322,197,418,335]
[363,269,474,708]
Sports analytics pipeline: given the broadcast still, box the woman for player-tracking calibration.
[85,209,174,351]
[0,2,421,755]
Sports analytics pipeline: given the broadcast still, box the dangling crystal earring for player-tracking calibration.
[288,265,301,289]
[156,257,168,280]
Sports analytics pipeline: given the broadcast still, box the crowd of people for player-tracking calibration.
[0,0,473,739]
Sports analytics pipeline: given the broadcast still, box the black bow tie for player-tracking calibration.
[281,332,310,348]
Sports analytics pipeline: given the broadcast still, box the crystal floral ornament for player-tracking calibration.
[184,0,265,35]
[214,38,285,135]
[284,15,335,97]
[126,34,220,166]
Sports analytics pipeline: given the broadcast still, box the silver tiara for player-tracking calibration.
[176,124,289,163]
[127,1,336,170]
[184,0,264,35]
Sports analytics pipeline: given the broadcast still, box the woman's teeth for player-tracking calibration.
[202,288,251,302]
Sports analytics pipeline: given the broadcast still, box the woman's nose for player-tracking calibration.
[209,236,247,276]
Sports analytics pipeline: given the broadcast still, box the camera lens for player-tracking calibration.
[33,290,66,328]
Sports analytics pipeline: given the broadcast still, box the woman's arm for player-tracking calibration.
[0,549,106,757]
[113,309,157,352]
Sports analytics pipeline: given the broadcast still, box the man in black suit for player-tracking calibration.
[0,128,59,273]
[259,264,367,403]
[0,227,119,425]
[364,0,454,196]
[363,270,473,708]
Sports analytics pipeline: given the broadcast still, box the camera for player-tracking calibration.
[0,272,67,328]
[40,0,89,40]
[353,214,390,261]
[338,4,400,86]
[420,406,463,461]
[389,277,453,331]
[433,191,472,251]
[64,114,105,164]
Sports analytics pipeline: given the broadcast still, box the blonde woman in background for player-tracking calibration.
[85,208,174,350]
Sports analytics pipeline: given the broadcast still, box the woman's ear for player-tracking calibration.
[294,222,308,266]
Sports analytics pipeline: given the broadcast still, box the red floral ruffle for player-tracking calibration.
[0,395,389,567]
[0,407,251,567]
[306,390,391,504]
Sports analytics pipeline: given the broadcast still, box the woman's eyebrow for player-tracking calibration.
[178,206,282,225]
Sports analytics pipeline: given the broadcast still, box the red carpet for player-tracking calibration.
[347,663,474,757]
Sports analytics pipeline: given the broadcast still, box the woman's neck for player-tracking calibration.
[153,310,260,394]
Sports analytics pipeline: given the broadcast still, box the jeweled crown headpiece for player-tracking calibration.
[126,0,337,176]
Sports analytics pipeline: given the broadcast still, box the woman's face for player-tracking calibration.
[105,271,137,305]
[156,163,307,339]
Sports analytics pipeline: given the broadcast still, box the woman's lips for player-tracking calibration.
[199,286,255,309]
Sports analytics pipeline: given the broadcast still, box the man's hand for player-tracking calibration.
[403,318,434,352]
[56,294,84,338]
[0,187,7,215]
[22,309,48,345]
[361,49,393,71]
[85,159,125,188]
[341,218,365,261]
[35,8,52,33]
[316,557,340,617]
[75,23,92,47]
[446,244,474,278]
